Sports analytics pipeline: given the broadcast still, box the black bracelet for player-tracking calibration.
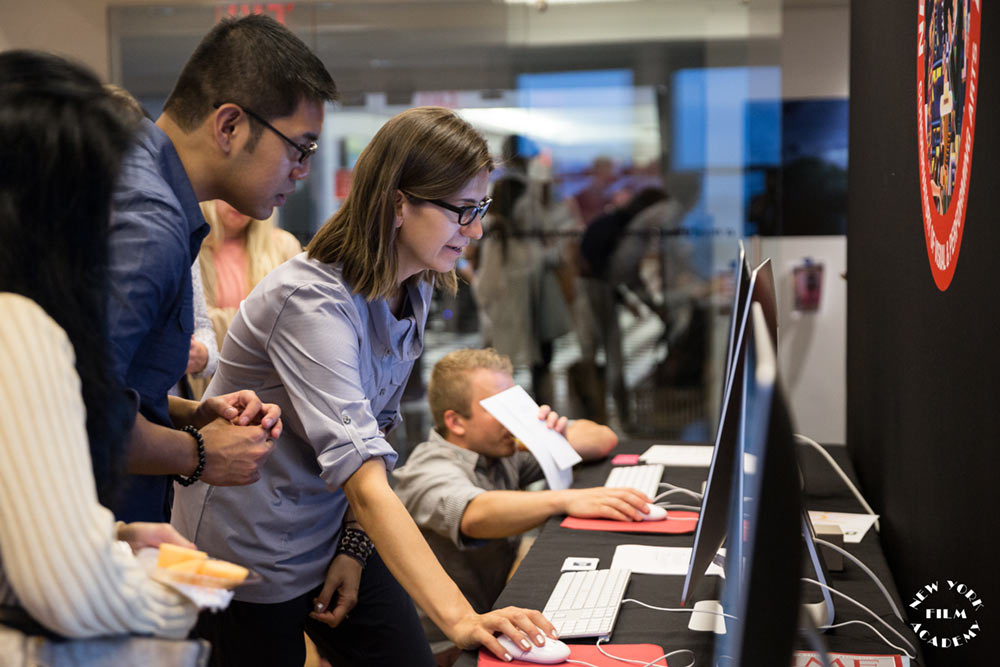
[174,425,206,487]
[336,527,374,567]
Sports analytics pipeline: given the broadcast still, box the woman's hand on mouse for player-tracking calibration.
[449,605,558,660]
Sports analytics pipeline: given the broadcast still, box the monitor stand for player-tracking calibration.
[687,515,834,634]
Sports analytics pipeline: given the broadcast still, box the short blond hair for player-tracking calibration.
[429,348,513,435]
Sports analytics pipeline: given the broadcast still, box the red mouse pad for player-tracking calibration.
[478,643,668,666]
[560,512,699,534]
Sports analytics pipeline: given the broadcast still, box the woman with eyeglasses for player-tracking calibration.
[172,106,555,666]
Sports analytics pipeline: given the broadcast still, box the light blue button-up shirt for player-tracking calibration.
[172,253,430,603]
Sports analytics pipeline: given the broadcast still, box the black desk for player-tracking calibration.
[456,441,919,666]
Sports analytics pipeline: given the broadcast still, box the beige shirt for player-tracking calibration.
[392,430,543,645]
[0,293,196,638]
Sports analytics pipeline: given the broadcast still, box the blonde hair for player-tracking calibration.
[307,106,492,300]
[198,200,288,307]
[428,348,513,436]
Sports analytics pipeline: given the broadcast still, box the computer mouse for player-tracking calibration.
[496,635,571,664]
[637,504,668,521]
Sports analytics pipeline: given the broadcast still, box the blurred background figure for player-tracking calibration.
[572,156,618,227]
[191,199,301,395]
[474,135,574,407]
[577,187,668,425]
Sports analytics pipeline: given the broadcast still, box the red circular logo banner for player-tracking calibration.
[917,0,981,291]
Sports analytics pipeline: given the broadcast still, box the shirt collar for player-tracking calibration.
[370,280,430,362]
[135,118,209,247]
[427,428,483,465]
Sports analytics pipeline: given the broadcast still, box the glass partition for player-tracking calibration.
[110,0,784,455]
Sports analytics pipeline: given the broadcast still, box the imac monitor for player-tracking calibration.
[713,301,802,666]
[681,257,776,605]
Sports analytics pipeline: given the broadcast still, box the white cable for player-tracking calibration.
[658,481,704,499]
[813,537,904,623]
[596,637,694,667]
[659,503,702,513]
[794,433,880,532]
[801,577,916,658]
[622,598,738,621]
[653,487,703,503]
[820,620,915,660]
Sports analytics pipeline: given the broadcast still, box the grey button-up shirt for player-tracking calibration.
[393,430,544,644]
[172,253,430,603]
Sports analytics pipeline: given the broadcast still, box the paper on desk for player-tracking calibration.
[808,510,879,544]
[611,544,725,577]
[794,651,908,667]
[480,385,581,491]
[639,444,713,467]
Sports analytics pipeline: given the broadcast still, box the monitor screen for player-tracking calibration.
[681,256,776,605]
[713,301,803,666]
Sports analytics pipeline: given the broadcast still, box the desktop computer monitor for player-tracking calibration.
[681,257,775,605]
[722,240,751,390]
[713,301,802,666]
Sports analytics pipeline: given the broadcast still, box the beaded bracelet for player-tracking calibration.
[336,527,374,567]
[174,425,206,487]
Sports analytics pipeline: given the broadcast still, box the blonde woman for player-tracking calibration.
[198,199,302,351]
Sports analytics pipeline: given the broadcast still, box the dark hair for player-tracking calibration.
[163,14,337,147]
[0,50,135,507]
[308,107,492,299]
[623,186,668,219]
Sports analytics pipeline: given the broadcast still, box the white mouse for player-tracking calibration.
[495,635,571,664]
[637,504,668,521]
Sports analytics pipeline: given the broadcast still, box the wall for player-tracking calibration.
[772,2,849,443]
[757,236,846,444]
[849,2,998,665]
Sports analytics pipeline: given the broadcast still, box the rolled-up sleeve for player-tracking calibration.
[263,284,397,490]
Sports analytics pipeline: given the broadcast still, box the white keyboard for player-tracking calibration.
[542,568,631,639]
[604,464,664,499]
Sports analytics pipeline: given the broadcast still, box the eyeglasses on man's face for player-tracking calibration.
[406,194,492,226]
[214,102,318,165]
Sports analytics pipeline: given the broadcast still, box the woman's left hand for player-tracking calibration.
[195,390,283,439]
[117,522,197,554]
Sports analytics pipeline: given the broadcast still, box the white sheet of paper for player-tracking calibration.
[639,444,714,467]
[479,385,581,490]
[808,510,879,544]
[610,544,725,577]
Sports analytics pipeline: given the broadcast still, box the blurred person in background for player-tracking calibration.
[475,135,574,407]
[190,199,301,396]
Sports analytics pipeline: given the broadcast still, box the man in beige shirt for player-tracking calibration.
[393,348,652,663]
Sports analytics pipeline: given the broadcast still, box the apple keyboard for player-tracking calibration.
[541,568,631,639]
[604,464,664,499]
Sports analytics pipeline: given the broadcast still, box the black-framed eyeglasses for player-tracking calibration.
[406,194,492,226]
[214,102,318,165]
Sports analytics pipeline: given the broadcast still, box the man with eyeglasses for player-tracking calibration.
[106,14,337,523]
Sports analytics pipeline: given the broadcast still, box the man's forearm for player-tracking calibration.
[459,489,567,539]
[127,413,199,476]
[566,419,618,461]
